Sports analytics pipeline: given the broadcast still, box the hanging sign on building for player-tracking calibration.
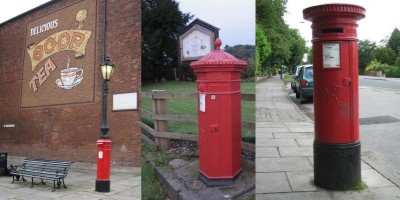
[21,0,97,108]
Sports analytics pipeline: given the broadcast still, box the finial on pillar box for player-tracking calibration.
[215,38,222,50]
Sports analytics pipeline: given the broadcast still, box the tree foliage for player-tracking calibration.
[256,0,306,76]
[224,45,256,80]
[388,28,400,56]
[142,0,193,81]
[256,24,271,75]
[373,47,396,65]
[358,40,377,73]
[287,28,307,73]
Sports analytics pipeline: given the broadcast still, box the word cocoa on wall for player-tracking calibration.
[21,0,97,108]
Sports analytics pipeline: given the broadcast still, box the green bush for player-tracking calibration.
[383,66,400,77]
[365,59,382,71]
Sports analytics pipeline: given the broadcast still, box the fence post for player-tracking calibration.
[152,90,170,150]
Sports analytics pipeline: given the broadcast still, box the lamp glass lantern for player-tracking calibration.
[100,57,114,81]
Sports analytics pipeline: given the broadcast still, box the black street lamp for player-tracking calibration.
[100,56,114,139]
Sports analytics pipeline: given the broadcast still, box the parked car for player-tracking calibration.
[291,65,306,92]
[295,65,313,104]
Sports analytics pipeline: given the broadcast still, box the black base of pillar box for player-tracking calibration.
[198,171,240,187]
[95,179,110,192]
[314,141,361,190]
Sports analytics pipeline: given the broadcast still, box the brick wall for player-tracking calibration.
[0,0,141,167]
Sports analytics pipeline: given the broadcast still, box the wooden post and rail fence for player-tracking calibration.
[141,90,256,153]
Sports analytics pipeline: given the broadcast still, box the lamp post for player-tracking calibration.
[95,56,114,192]
[100,56,114,139]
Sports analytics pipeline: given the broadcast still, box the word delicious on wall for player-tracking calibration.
[21,0,96,108]
[30,19,59,36]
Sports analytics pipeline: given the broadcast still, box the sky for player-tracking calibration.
[0,0,51,24]
[178,0,255,46]
[284,0,400,47]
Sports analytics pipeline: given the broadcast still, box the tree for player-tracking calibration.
[142,0,193,81]
[224,44,256,80]
[255,24,271,75]
[256,0,306,76]
[373,47,396,65]
[388,28,400,56]
[257,0,291,76]
[358,39,376,73]
[286,28,307,73]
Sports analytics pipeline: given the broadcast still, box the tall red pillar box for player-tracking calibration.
[95,139,112,192]
[190,39,247,186]
[303,4,365,190]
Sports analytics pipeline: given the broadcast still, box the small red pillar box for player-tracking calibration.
[95,139,112,192]
[190,39,247,186]
[303,4,365,190]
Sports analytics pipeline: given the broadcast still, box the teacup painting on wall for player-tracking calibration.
[55,57,84,90]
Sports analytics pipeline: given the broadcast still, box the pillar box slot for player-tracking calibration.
[321,28,344,33]
[190,38,247,187]
[304,4,365,190]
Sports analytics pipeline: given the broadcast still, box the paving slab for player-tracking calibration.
[279,147,313,157]
[256,127,290,133]
[255,132,274,139]
[256,147,280,158]
[256,157,313,172]
[286,171,317,192]
[273,132,314,139]
[362,169,395,188]
[295,138,313,147]
[256,191,333,200]
[256,138,298,147]
[255,172,291,193]
[288,127,314,133]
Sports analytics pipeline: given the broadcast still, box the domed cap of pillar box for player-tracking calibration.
[303,4,365,22]
[190,38,247,72]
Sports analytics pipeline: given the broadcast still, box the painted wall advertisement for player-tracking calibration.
[21,0,96,108]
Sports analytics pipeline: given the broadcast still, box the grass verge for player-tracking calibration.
[141,161,165,200]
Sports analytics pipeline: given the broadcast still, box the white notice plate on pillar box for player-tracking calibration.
[199,93,206,112]
[323,43,340,68]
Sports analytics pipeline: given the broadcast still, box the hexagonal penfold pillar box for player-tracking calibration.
[303,4,365,190]
[190,39,247,187]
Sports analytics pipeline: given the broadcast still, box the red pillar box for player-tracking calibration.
[95,139,112,192]
[190,39,247,186]
[303,4,365,190]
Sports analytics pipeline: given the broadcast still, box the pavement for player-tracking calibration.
[255,76,400,200]
[0,156,141,200]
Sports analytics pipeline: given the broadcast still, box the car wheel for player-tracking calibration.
[300,93,307,104]
[295,91,300,98]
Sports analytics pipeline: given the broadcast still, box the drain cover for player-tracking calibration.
[360,115,400,125]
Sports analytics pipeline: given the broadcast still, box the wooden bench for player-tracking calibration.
[9,158,73,191]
